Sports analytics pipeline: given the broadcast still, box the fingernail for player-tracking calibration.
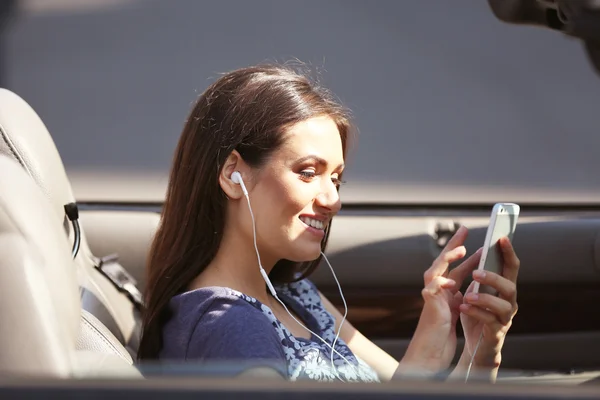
[473,270,486,279]
[460,304,471,312]
[466,293,479,302]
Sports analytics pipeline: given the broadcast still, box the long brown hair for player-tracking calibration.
[138,64,351,360]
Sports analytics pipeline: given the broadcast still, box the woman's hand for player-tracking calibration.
[459,237,520,379]
[399,226,482,376]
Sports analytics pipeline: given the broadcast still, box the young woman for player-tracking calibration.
[138,64,520,383]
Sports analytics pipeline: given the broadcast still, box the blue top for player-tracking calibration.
[160,279,380,382]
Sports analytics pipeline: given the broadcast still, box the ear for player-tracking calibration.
[219,150,248,200]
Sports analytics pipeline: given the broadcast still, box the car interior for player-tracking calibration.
[1,83,600,390]
[2,1,600,397]
[0,88,141,376]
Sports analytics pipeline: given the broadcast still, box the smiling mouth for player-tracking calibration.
[299,216,327,231]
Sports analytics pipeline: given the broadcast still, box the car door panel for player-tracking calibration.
[376,331,600,372]
[314,212,600,287]
[80,205,600,372]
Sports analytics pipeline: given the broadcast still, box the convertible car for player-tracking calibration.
[0,0,600,399]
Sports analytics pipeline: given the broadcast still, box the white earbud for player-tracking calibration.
[231,171,248,195]
[231,171,242,184]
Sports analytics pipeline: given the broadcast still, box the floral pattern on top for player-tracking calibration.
[225,279,380,383]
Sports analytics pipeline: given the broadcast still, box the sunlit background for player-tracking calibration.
[4,0,600,204]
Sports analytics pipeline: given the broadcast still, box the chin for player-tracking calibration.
[285,243,323,263]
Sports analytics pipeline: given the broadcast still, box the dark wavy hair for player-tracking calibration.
[138,64,352,360]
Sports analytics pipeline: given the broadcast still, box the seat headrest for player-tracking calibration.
[0,155,81,375]
[0,88,95,264]
[0,88,76,221]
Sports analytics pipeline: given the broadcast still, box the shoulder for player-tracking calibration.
[166,287,285,361]
[166,287,260,333]
[190,289,278,339]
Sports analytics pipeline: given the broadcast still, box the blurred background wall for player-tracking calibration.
[4,0,600,204]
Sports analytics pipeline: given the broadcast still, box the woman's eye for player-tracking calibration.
[299,170,345,188]
[299,170,316,180]
[332,177,346,188]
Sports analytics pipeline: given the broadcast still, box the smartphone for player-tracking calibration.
[473,203,520,296]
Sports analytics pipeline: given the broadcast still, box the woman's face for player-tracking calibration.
[246,115,345,263]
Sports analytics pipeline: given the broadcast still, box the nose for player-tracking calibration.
[315,179,342,214]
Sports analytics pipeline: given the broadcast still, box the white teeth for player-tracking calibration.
[300,216,326,230]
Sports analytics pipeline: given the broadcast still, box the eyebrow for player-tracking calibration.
[294,155,345,170]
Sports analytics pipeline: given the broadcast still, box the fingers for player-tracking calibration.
[463,292,516,325]
[472,269,517,304]
[424,246,466,284]
[464,280,476,294]
[424,226,469,284]
[499,236,520,283]
[460,238,520,370]
[421,276,457,300]
[448,247,483,289]
[444,225,469,251]
[459,303,503,331]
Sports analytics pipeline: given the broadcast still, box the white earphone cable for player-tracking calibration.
[321,252,349,379]
[239,179,264,270]
[465,330,484,382]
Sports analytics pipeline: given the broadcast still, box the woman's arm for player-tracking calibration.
[317,228,483,382]
[320,291,465,381]
[318,233,519,384]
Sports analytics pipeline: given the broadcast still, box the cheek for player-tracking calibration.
[258,177,313,221]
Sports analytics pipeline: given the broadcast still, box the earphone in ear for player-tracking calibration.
[231,171,242,184]
[231,171,248,195]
